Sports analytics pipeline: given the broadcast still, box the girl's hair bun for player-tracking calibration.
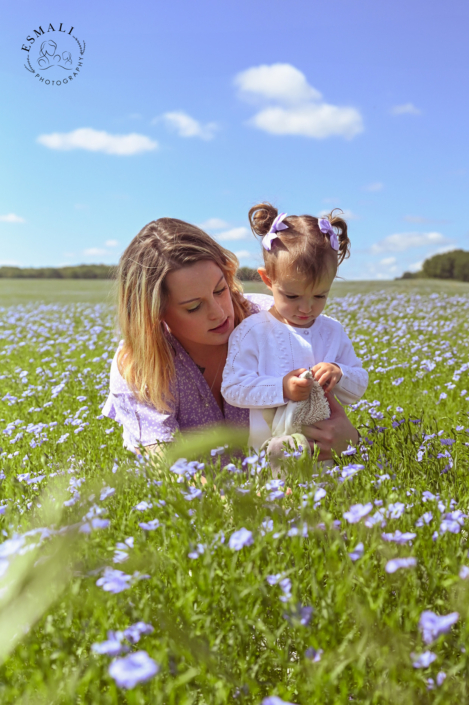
[248,202,278,237]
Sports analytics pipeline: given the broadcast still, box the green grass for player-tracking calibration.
[0,277,467,305]
[0,283,468,703]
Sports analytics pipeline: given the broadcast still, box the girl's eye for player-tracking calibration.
[315,295,326,299]
[215,286,227,296]
[187,304,201,313]
[285,295,299,300]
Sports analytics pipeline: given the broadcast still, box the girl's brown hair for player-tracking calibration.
[116,218,251,411]
[248,203,350,283]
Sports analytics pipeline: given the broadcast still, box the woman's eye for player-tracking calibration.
[187,304,201,313]
[214,286,227,296]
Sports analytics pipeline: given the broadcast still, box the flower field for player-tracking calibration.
[0,286,469,704]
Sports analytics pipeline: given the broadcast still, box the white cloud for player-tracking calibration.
[391,103,421,115]
[379,257,397,266]
[364,182,383,192]
[234,250,253,260]
[408,260,424,272]
[235,63,322,104]
[198,218,229,231]
[83,247,106,256]
[318,209,359,220]
[37,128,158,155]
[234,63,363,140]
[105,239,119,247]
[161,112,218,140]
[216,227,249,242]
[0,213,25,223]
[403,215,449,224]
[371,232,448,254]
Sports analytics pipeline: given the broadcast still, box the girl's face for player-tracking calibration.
[163,260,235,348]
[259,267,335,328]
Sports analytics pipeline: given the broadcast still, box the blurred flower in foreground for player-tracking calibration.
[343,503,373,524]
[305,646,323,662]
[262,697,297,705]
[459,565,469,579]
[92,631,127,656]
[123,622,154,644]
[385,557,417,573]
[229,528,253,551]
[419,610,459,644]
[108,651,159,689]
[427,672,446,689]
[349,542,364,561]
[96,568,132,593]
[411,651,437,668]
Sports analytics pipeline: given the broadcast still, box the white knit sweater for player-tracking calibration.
[221,309,368,448]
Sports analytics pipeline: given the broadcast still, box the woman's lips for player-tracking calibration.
[209,317,230,334]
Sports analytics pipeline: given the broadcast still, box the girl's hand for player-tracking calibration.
[311,362,342,391]
[282,368,313,401]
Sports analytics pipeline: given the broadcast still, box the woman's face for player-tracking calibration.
[163,260,235,348]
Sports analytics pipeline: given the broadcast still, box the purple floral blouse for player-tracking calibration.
[102,293,273,450]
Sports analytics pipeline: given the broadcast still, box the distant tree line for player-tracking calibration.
[400,249,469,282]
[0,264,262,281]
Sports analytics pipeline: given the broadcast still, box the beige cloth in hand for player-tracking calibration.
[262,369,330,437]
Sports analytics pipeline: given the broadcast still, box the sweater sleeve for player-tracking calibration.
[221,318,286,409]
[102,345,179,449]
[326,327,368,405]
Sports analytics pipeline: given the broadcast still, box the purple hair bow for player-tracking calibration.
[261,212,289,251]
[318,217,339,251]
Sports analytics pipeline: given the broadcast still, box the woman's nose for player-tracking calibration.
[207,297,224,319]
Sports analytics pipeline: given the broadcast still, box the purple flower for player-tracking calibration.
[381,531,416,544]
[415,511,433,527]
[459,565,469,579]
[313,488,326,502]
[440,438,455,446]
[123,622,154,644]
[392,377,404,386]
[305,646,323,662]
[96,568,132,594]
[387,502,405,519]
[419,610,459,644]
[92,632,127,657]
[183,486,203,501]
[133,501,153,512]
[100,486,115,501]
[262,697,297,705]
[266,573,284,586]
[139,519,160,531]
[108,651,159,689]
[341,464,364,480]
[228,527,253,551]
[283,603,313,626]
[343,502,373,524]
[385,557,417,573]
[412,651,437,668]
[341,445,356,456]
[349,542,364,561]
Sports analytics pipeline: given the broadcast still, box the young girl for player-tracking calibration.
[221,203,368,452]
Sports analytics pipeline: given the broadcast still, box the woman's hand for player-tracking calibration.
[282,368,313,401]
[302,393,359,461]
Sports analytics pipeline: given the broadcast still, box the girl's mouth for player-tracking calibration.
[209,317,230,334]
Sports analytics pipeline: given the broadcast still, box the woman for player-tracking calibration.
[102,218,359,459]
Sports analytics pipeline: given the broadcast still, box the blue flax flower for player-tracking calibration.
[419,610,459,644]
[228,527,253,551]
[108,651,159,689]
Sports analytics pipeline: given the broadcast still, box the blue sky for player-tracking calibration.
[1,0,468,279]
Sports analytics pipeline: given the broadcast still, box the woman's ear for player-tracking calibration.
[258,267,273,290]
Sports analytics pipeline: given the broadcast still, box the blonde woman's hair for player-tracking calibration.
[248,202,350,283]
[116,218,251,412]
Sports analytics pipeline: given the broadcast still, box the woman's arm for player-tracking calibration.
[302,393,359,461]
